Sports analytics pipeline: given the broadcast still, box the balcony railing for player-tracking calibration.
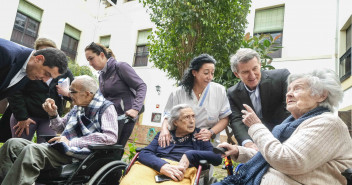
[340,47,351,82]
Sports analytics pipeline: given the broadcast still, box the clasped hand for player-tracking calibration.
[160,163,186,182]
[42,98,58,116]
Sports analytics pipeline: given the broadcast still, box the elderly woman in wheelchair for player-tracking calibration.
[214,69,352,185]
[120,104,222,185]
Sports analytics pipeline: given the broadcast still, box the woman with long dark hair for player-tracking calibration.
[158,54,231,147]
[85,42,146,147]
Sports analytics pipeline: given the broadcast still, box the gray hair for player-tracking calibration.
[72,75,98,94]
[168,104,193,130]
[230,48,261,73]
[287,69,343,112]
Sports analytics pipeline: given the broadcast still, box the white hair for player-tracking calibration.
[230,48,261,73]
[72,75,98,94]
[287,69,343,112]
[168,104,193,130]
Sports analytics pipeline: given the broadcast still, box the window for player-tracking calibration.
[254,6,285,58]
[11,0,43,48]
[100,35,111,48]
[340,25,352,81]
[133,30,151,67]
[61,24,80,61]
[338,110,352,136]
[105,0,116,7]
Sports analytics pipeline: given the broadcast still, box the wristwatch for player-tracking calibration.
[209,129,216,139]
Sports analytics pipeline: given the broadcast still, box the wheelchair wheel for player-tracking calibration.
[87,161,127,185]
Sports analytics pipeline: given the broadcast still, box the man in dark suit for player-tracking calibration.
[227,48,290,150]
[0,38,68,142]
[0,38,68,100]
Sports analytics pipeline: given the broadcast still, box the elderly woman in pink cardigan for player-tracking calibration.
[214,69,352,185]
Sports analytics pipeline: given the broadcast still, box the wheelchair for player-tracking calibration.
[36,144,127,185]
[36,115,135,185]
[122,148,218,185]
[342,168,352,185]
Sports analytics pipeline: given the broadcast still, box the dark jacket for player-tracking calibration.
[8,70,74,121]
[227,69,291,145]
[99,58,146,115]
[139,129,222,172]
[0,38,32,100]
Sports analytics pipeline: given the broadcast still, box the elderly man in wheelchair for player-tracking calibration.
[0,75,120,185]
[120,104,222,185]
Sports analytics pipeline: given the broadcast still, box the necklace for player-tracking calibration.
[175,134,190,143]
[198,93,202,98]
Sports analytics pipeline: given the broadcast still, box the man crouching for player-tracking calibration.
[0,75,118,185]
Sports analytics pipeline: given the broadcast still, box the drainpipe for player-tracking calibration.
[335,0,340,73]
[92,0,102,41]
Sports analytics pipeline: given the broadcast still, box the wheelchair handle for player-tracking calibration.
[117,114,135,124]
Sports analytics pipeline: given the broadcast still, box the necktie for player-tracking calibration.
[250,91,262,118]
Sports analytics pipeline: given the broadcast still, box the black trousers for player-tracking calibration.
[117,119,137,148]
[0,108,12,142]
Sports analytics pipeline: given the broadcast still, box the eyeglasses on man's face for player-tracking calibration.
[69,89,94,95]
[69,89,81,94]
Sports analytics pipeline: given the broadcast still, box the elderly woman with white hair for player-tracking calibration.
[214,69,352,185]
[120,104,222,185]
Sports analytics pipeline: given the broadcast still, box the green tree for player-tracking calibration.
[140,0,251,84]
[68,59,95,78]
[242,32,282,71]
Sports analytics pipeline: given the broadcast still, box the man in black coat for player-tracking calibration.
[0,38,67,100]
[0,38,68,142]
[227,48,290,150]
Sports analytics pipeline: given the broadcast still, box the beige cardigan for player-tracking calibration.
[234,112,352,185]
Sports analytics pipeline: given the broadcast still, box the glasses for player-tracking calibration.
[180,114,195,121]
[69,90,81,94]
[69,89,94,95]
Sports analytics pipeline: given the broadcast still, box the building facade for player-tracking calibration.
[0,0,351,130]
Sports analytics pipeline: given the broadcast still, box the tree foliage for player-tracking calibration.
[242,32,282,71]
[140,0,251,84]
[68,59,95,79]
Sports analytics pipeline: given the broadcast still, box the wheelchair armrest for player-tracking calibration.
[199,160,209,168]
[88,144,124,151]
[136,147,143,153]
[342,168,352,181]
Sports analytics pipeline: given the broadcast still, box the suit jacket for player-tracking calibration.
[0,38,33,100]
[8,70,74,121]
[227,69,291,145]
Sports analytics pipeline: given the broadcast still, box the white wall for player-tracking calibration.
[96,0,177,126]
[1,0,350,124]
[0,0,19,40]
[246,0,337,72]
